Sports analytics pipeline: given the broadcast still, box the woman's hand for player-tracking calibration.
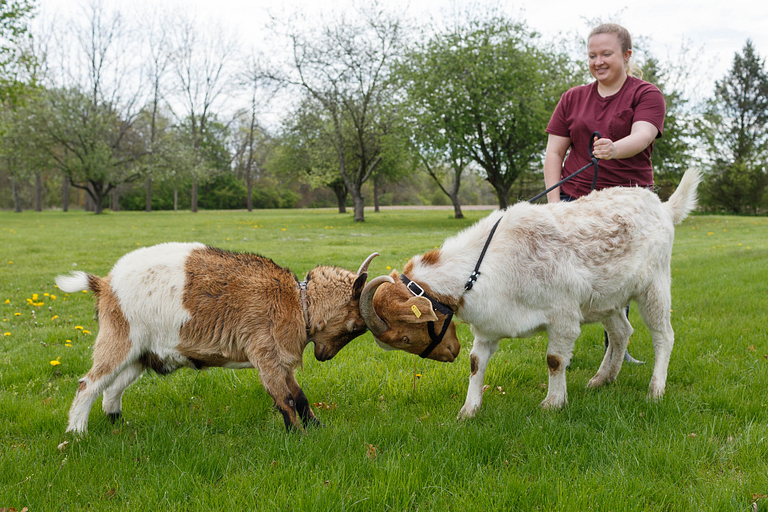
[593,121,659,160]
[592,137,617,160]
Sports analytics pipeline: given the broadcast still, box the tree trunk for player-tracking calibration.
[145,178,152,212]
[111,188,120,212]
[352,188,365,222]
[246,173,253,212]
[492,183,510,210]
[35,173,43,212]
[191,178,198,212]
[331,182,347,213]
[85,190,94,212]
[450,194,464,219]
[11,176,22,213]
[62,179,70,212]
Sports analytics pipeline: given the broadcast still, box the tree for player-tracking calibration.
[271,95,351,214]
[1,0,38,212]
[398,13,578,209]
[698,40,768,214]
[29,87,144,213]
[168,16,236,212]
[0,0,36,103]
[269,5,405,221]
[642,56,694,199]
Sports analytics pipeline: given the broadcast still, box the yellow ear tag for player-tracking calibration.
[411,305,422,318]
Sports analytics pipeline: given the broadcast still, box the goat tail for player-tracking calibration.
[664,168,702,225]
[55,271,104,295]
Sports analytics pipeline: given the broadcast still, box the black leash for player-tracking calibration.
[408,133,601,358]
[528,131,601,202]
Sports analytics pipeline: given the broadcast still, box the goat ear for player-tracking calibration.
[392,296,438,324]
[352,272,367,297]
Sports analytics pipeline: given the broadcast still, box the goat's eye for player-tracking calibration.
[402,336,410,344]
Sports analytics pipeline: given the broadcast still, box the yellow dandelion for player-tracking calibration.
[44,293,50,297]
[32,294,38,300]
[14,312,21,316]
[50,358,61,366]
[51,295,56,300]
[82,330,91,335]
[82,290,88,293]
[52,315,59,320]
[65,343,72,347]
[75,325,83,330]
[386,266,391,270]
[4,299,9,304]
[7,261,12,264]
[3,332,10,336]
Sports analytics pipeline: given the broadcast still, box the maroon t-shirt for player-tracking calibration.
[546,76,665,198]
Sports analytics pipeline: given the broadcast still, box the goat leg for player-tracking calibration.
[286,373,323,428]
[458,335,499,420]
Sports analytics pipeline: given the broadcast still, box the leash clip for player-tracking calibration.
[464,271,480,291]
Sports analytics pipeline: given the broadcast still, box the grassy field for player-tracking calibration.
[1,208,767,511]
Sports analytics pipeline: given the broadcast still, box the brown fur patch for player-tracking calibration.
[470,354,478,376]
[78,381,87,392]
[89,276,132,380]
[421,249,441,266]
[546,354,562,373]
[178,247,304,369]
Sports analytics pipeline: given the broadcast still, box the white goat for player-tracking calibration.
[56,243,377,433]
[360,168,701,418]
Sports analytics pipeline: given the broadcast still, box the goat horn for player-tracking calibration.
[359,275,394,337]
[357,252,379,277]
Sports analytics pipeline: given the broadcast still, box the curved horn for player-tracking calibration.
[357,252,379,277]
[359,275,394,337]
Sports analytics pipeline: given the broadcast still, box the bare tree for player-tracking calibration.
[139,8,173,212]
[168,16,237,212]
[35,0,148,213]
[269,5,405,221]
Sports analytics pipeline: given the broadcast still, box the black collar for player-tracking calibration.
[400,274,454,358]
[299,280,311,336]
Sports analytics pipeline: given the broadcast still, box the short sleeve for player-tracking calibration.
[633,83,666,138]
[546,91,571,138]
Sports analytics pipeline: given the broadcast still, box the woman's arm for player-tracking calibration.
[592,121,659,160]
[543,134,572,203]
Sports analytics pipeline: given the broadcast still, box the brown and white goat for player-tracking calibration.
[361,169,701,418]
[56,243,378,433]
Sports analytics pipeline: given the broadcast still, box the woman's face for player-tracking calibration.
[587,33,630,87]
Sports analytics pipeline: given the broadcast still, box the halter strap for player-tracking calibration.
[399,274,454,359]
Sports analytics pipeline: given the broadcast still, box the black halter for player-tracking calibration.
[399,274,454,359]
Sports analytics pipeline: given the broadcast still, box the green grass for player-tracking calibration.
[1,209,767,511]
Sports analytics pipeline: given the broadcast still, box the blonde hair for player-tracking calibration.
[588,23,643,79]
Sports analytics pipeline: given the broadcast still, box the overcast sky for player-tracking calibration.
[36,0,768,102]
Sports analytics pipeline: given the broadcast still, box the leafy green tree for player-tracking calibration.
[271,97,351,213]
[0,0,36,103]
[398,14,578,208]
[27,87,145,213]
[642,56,694,199]
[698,40,768,214]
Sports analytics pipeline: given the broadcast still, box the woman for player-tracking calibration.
[543,23,666,363]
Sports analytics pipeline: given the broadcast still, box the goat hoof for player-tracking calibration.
[540,397,566,410]
[587,375,607,389]
[107,412,123,424]
[457,406,477,421]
